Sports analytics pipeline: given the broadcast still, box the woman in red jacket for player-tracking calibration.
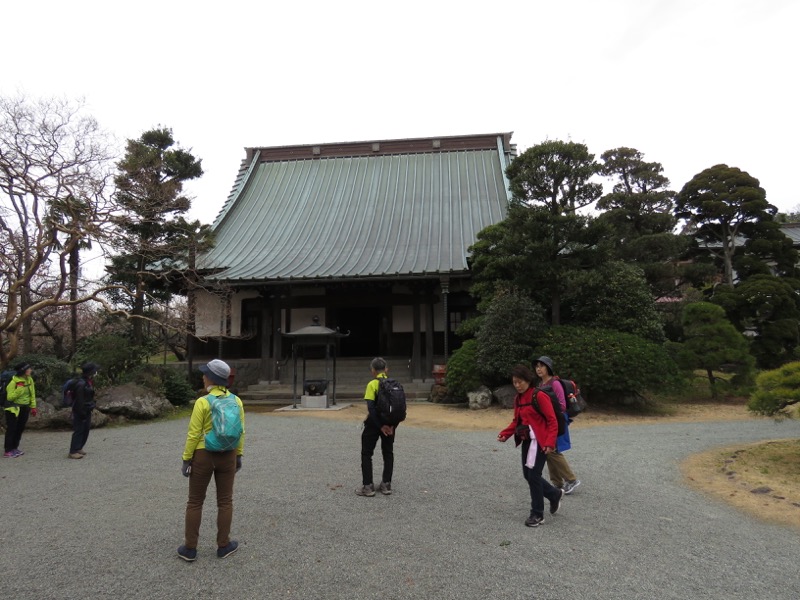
[498,364,565,527]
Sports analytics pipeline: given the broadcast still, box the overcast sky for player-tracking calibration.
[4,0,798,224]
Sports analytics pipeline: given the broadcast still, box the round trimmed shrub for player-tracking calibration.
[536,325,682,406]
[748,361,800,416]
[446,339,481,399]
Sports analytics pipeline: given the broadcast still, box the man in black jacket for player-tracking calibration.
[68,362,99,459]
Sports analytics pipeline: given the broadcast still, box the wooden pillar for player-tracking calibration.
[441,277,450,360]
[260,297,272,381]
[425,285,434,381]
[271,296,282,382]
[412,289,422,381]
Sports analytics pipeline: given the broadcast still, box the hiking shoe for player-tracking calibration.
[563,480,581,495]
[177,545,197,562]
[378,482,392,495]
[550,488,564,515]
[3,451,17,458]
[217,540,239,559]
[14,448,24,456]
[525,515,544,527]
[355,484,376,497]
[68,452,84,459]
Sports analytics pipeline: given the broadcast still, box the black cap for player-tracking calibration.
[81,362,100,376]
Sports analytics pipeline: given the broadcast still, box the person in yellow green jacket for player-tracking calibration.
[4,362,37,458]
[178,359,245,563]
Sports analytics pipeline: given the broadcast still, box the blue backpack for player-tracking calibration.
[204,392,243,452]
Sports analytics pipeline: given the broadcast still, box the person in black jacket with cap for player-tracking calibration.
[68,362,99,459]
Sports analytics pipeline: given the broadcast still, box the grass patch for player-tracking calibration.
[682,438,800,530]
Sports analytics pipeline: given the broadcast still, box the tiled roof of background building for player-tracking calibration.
[199,133,514,283]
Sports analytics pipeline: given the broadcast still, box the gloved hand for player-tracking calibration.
[181,460,192,477]
[236,456,242,473]
[30,408,38,417]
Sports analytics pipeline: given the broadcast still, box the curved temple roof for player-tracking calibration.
[199,133,514,283]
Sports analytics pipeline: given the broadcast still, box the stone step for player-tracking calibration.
[238,382,434,404]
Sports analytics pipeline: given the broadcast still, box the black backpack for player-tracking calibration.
[554,376,587,418]
[375,377,407,426]
[0,370,15,407]
[62,378,78,408]
[521,387,566,436]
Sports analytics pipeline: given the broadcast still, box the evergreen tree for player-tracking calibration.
[563,261,665,342]
[710,275,800,369]
[490,140,605,324]
[475,288,548,387]
[109,128,208,346]
[670,302,755,397]
[596,147,687,298]
[675,164,787,286]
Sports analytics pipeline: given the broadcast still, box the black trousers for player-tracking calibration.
[521,439,562,518]
[361,419,395,486]
[4,406,30,452]
[70,411,92,453]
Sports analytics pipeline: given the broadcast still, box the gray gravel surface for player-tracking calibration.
[1,412,799,599]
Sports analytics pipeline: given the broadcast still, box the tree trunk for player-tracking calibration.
[69,244,79,356]
[20,263,33,354]
[706,367,717,398]
[132,255,146,346]
[551,292,561,326]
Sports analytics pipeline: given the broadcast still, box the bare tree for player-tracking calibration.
[0,94,118,366]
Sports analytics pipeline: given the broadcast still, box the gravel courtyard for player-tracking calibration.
[1,413,799,600]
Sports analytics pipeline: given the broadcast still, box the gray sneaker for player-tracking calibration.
[562,480,581,495]
[525,515,544,527]
[355,484,375,497]
[378,482,392,495]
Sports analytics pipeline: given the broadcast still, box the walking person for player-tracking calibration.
[535,356,581,494]
[356,357,396,497]
[178,359,245,562]
[68,362,99,459]
[498,364,564,527]
[4,363,37,458]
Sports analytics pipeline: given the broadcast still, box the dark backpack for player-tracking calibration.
[521,387,566,437]
[62,378,78,408]
[0,370,16,407]
[554,376,587,418]
[375,377,407,426]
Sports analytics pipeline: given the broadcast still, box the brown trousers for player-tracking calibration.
[545,451,577,488]
[184,449,237,549]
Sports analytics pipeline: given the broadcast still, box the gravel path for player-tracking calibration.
[1,413,799,599]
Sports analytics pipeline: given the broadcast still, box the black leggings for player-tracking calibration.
[4,406,30,452]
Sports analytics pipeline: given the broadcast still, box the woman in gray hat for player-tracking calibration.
[178,359,245,562]
[535,356,581,495]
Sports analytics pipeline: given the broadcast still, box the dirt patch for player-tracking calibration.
[682,439,800,531]
[262,400,755,431]
[262,401,800,530]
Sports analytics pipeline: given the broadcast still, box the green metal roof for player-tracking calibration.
[199,133,514,283]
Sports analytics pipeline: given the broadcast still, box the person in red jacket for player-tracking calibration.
[498,364,565,527]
